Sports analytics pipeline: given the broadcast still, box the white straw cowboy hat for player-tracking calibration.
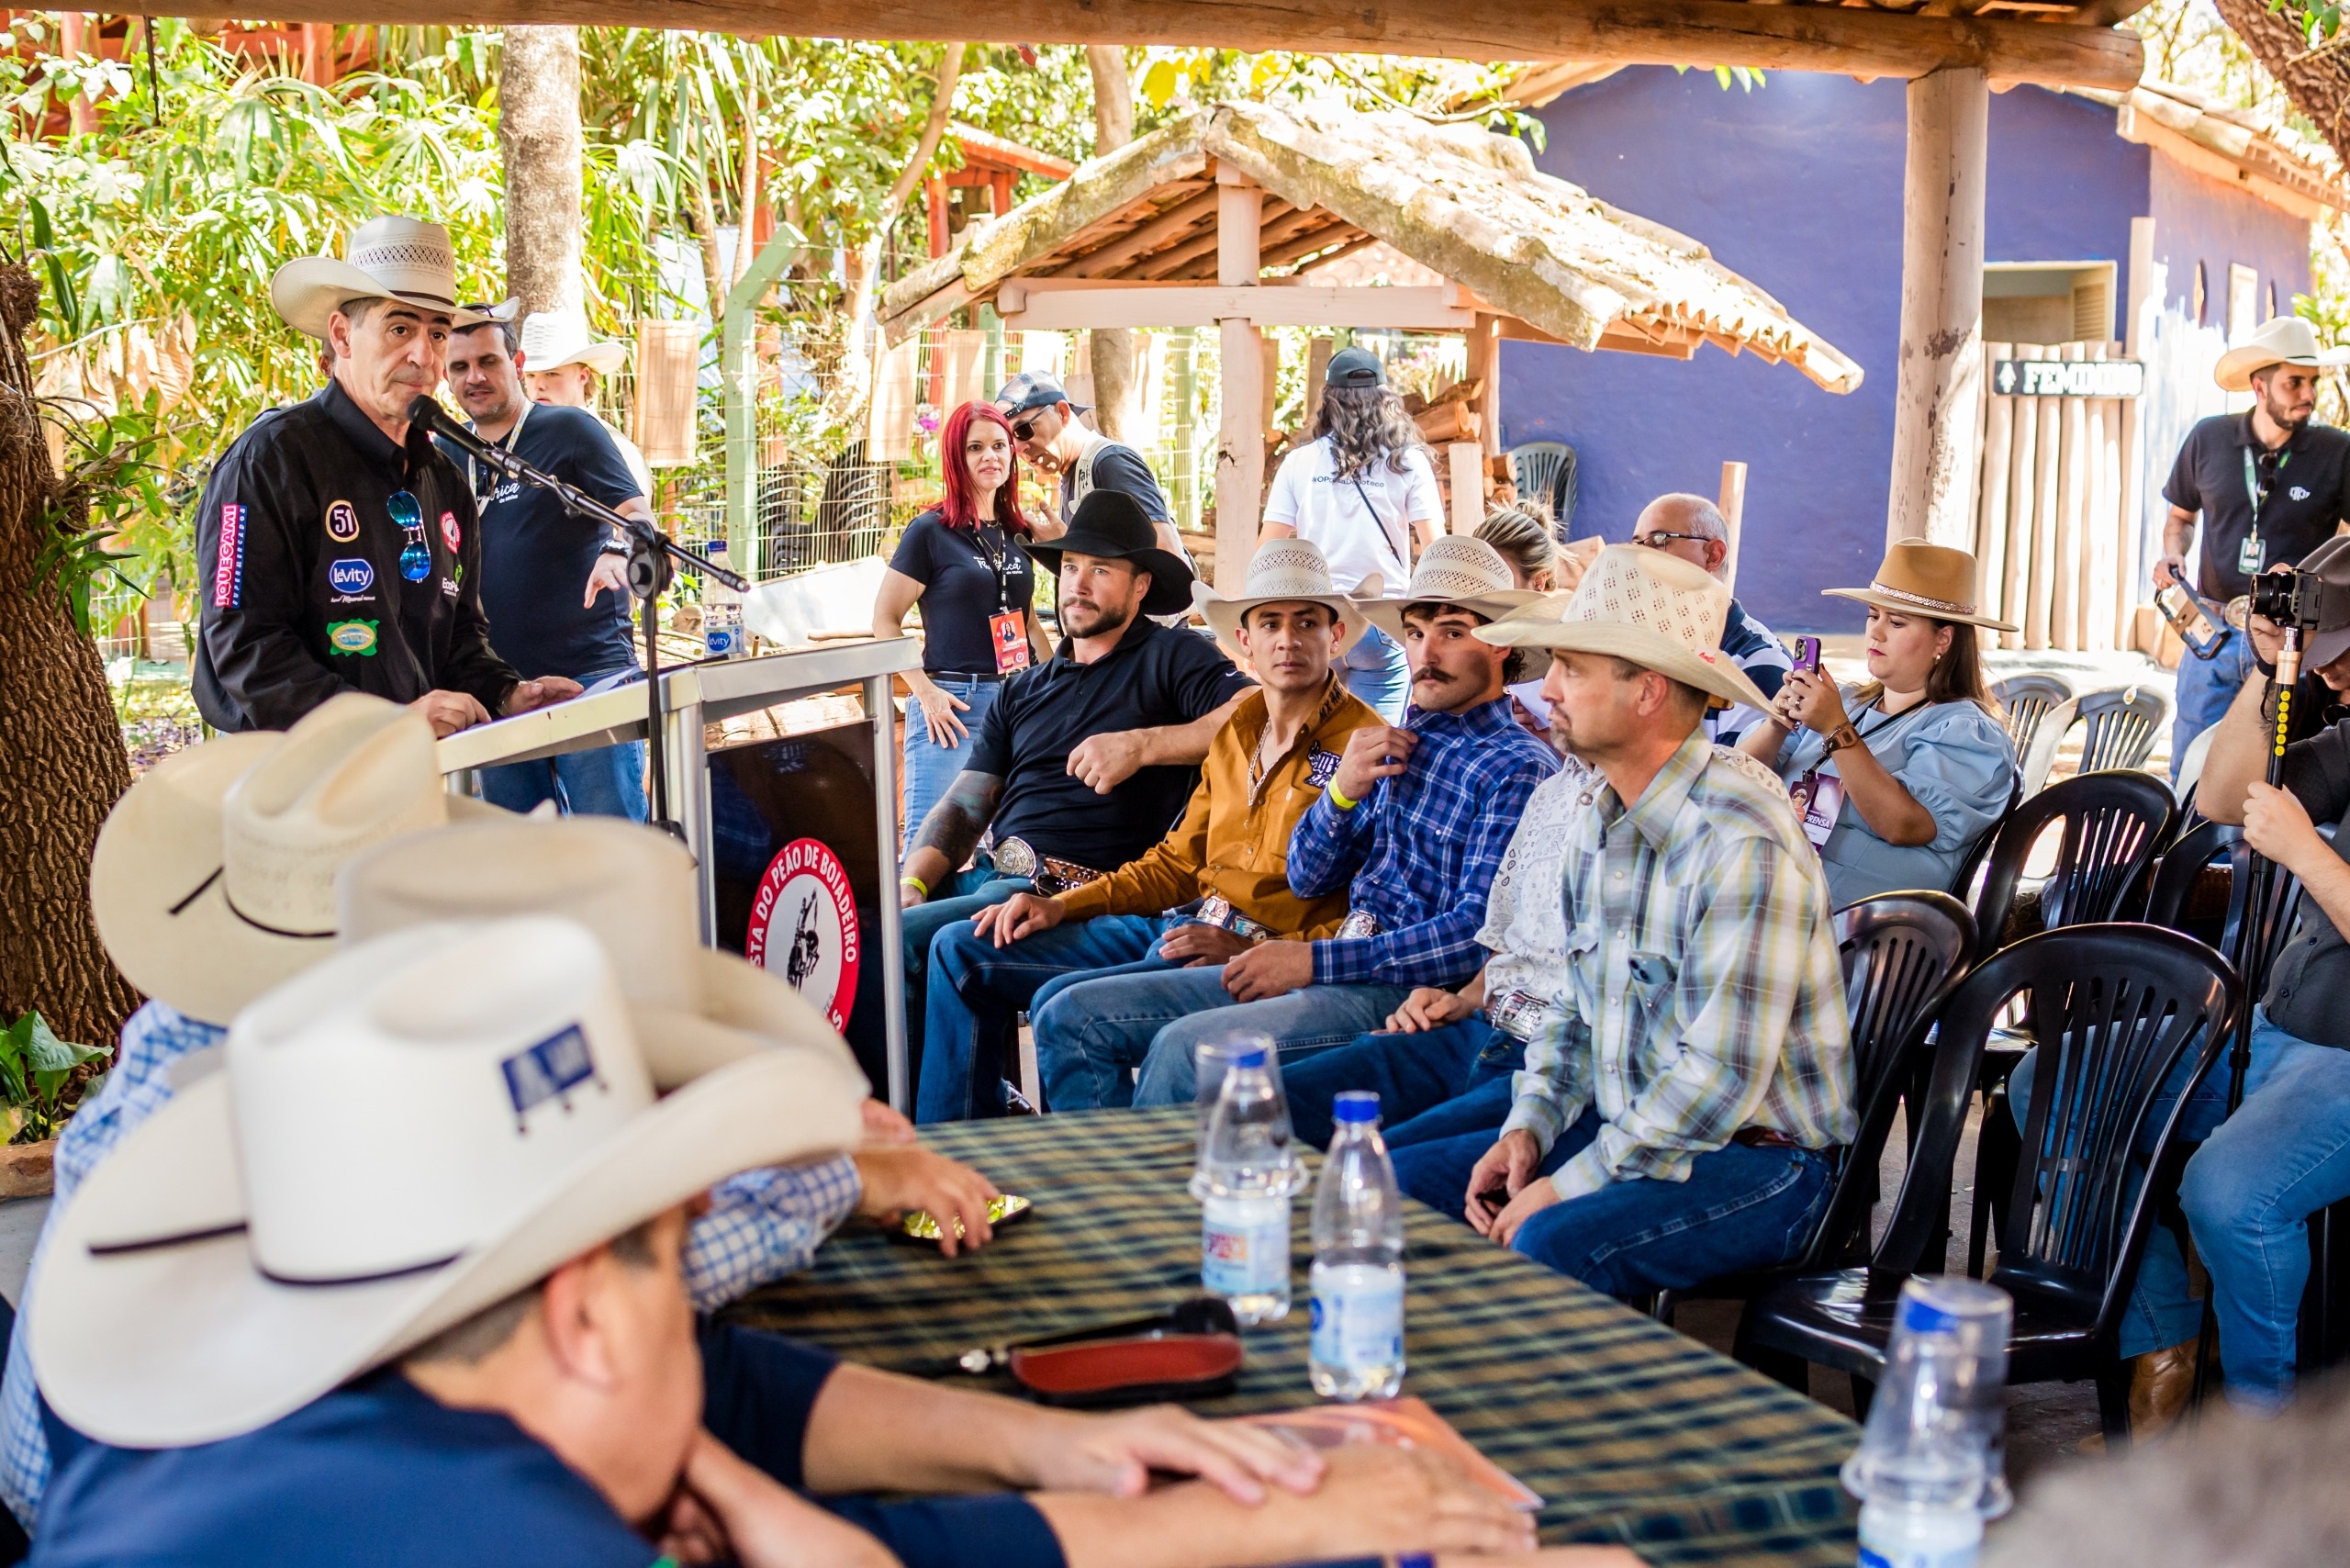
[28,913,868,1450]
[1353,536,1541,639]
[1823,537,2019,633]
[1477,543,1773,713]
[270,215,495,342]
[1192,538,1371,663]
[89,692,503,1025]
[2214,316,2350,394]
[520,308,627,375]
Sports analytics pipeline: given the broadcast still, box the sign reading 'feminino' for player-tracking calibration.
[1991,358,2146,398]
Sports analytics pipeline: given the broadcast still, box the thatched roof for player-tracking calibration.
[880,99,1864,395]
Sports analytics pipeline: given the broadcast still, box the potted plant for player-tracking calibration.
[0,1013,107,1199]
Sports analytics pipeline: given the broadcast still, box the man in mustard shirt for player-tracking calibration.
[918,541,1376,1117]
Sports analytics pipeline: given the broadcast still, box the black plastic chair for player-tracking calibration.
[1649,892,1976,1327]
[1506,441,1578,531]
[1972,769,2177,957]
[1992,673,2074,767]
[1735,924,2240,1444]
[2074,686,2170,776]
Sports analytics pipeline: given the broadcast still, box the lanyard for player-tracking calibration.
[2243,443,2288,542]
[970,521,1015,612]
[465,398,531,501]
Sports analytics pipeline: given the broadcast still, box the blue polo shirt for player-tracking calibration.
[33,1322,1066,1568]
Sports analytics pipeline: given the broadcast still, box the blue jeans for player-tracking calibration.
[917,913,1167,1123]
[901,678,1001,857]
[1032,971,1415,1108]
[479,739,648,821]
[1342,624,1410,723]
[2169,615,2255,784]
[2012,1011,2350,1409]
[901,865,1030,1107]
[1390,1105,1834,1299]
[1281,1019,1527,1149]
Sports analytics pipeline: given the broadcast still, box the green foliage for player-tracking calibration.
[0,1013,106,1143]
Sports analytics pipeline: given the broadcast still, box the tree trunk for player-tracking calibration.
[2211,0,2350,163]
[1085,46,1139,442]
[0,266,138,1051]
[499,27,584,318]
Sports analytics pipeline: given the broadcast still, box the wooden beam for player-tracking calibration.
[1447,442,1484,534]
[1217,176,1264,588]
[1887,65,1989,549]
[1058,188,1220,278]
[117,0,2145,91]
[995,281,1476,330]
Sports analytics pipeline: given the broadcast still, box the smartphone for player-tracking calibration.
[1791,635,1822,675]
[2154,585,2229,661]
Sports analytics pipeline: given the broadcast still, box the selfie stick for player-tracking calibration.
[409,396,750,836]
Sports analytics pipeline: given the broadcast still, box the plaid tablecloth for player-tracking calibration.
[728,1108,1859,1567]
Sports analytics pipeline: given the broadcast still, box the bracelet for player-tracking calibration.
[1326,782,1359,812]
[900,873,929,899]
[1821,722,1861,756]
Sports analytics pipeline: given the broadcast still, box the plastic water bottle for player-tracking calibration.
[1843,1277,2011,1568]
[702,538,745,660]
[1309,1091,1405,1401]
[1189,1044,1297,1325]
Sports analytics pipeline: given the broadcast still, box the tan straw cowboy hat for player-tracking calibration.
[89,692,504,1025]
[1353,536,1541,639]
[270,215,496,342]
[1192,538,1371,663]
[1476,543,1773,713]
[29,911,867,1450]
[1823,538,2017,633]
[2213,316,2350,394]
[520,308,628,375]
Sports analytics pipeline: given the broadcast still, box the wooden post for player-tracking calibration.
[2053,342,2087,651]
[1466,313,1505,479]
[1886,66,1989,549]
[1305,336,1333,421]
[2003,342,2042,653]
[1172,329,1200,532]
[1448,443,1483,534]
[1718,461,1748,594]
[2027,349,2062,652]
[2119,216,2155,648]
[1214,174,1264,587]
[1975,342,2015,634]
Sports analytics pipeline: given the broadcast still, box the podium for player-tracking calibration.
[438,639,923,1109]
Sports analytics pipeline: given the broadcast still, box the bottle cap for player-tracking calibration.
[1226,1046,1268,1070]
[1333,1091,1381,1124]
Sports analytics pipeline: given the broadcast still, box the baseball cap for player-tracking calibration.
[995,370,1089,416]
[1326,346,1386,388]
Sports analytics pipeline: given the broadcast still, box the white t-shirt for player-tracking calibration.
[604,421,655,498]
[1261,436,1441,594]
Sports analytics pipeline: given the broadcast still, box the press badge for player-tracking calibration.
[2240,535,2266,576]
[990,610,1031,672]
[1791,769,1845,851]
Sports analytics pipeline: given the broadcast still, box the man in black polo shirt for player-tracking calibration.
[194,216,577,736]
[2156,316,2350,777]
[443,308,652,818]
[897,489,1253,1106]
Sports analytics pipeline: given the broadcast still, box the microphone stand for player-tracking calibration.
[415,397,750,837]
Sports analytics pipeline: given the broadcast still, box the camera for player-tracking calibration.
[2247,564,2350,633]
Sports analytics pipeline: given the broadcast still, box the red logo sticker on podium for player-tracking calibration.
[744,837,861,1030]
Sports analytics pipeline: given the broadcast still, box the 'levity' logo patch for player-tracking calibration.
[327,558,375,596]
[212,504,246,608]
[326,619,379,656]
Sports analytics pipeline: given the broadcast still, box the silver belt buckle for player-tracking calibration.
[1488,989,1551,1041]
[992,836,1038,879]
[1337,910,1382,940]
[1196,894,1273,943]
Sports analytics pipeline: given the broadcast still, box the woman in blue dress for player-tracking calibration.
[1740,540,2019,907]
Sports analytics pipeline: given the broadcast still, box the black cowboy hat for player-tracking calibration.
[1021,490,1195,617]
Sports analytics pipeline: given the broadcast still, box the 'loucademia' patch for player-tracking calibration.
[326,619,379,656]
[1306,748,1344,788]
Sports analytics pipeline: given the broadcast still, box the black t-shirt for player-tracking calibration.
[887,509,1035,676]
[448,402,643,681]
[2164,413,2350,602]
[969,617,1254,871]
[2264,716,2350,1046]
[1060,440,1171,523]
[193,381,516,733]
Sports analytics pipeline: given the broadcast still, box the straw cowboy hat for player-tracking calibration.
[1477,543,1774,714]
[29,912,868,1450]
[2214,316,2350,394]
[270,215,496,342]
[89,692,503,1026]
[1352,536,1542,639]
[1823,537,2018,633]
[1192,538,1372,663]
[520,308,628,375]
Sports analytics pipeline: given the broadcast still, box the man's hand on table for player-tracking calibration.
[1221,940,1314,1002]
[658,1428,901,1568]
[853,1142,1002,1258]
[1014,1404,1325,1503]
[1261,1443,1535,1558]
[505,676,583,715]
[409,689,490,737]
[1463,1130,1543,1240]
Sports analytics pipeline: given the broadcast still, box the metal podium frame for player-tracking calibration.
[436,638,923,1110]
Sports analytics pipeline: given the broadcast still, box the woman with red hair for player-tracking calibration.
[873,401,1052,855]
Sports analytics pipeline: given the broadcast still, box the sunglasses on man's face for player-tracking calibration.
[1010,408,1054,442]
[1635,532,1712,550]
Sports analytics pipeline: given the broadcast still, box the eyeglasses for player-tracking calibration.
[1634,531,1715,550]
[388,490,432,582]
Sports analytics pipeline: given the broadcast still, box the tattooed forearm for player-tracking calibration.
[901,771,1004,896]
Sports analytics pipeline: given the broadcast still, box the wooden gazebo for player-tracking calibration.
[880,98,1867,574]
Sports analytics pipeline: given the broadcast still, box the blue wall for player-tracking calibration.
[1507,70,2281,633]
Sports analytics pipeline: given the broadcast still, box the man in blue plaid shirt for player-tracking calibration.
[1389,545,1854,1300]
[1033,539,1558,1107]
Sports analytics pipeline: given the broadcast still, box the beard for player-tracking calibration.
[2263,385,2313,431]
[1062,596,1134,640]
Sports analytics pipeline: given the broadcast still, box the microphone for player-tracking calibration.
[405,395,525,480]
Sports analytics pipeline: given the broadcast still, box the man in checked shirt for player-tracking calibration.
[1393,544,1855,1299]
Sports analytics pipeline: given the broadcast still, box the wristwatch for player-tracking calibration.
[1820,722,1862,756]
